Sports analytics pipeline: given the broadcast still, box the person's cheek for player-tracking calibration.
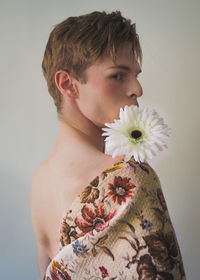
[101,81,120,98]
[101,83,124,122]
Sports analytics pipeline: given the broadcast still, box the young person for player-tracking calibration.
[30,11,186,280]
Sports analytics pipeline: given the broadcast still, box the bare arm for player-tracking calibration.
[37,242,51,280]
[30,167,52,279]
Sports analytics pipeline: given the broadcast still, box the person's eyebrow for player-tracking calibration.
[107,65,142,74]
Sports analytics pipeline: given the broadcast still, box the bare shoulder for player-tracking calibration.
[95,153,125,171]
[76,152,125,180]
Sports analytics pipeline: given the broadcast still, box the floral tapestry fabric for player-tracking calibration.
[44,156,186,280]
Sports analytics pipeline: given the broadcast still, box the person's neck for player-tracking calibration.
[52,118,106,156]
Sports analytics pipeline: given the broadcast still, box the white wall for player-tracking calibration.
[0,0,199,279]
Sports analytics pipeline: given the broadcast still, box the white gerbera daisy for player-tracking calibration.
[101,105,171,163]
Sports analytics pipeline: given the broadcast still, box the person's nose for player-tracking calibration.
[129,78,143,99]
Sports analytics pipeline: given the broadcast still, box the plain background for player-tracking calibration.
[0,0,199,279]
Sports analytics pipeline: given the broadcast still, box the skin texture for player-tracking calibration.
[30,42,143,279]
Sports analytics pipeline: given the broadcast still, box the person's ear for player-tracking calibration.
[54,70,78,98]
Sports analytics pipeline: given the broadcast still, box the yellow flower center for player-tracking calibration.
[126,127,145,144]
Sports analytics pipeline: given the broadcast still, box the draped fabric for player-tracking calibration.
[44,156,186,280]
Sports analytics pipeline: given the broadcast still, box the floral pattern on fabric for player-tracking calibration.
[44,156,186,280]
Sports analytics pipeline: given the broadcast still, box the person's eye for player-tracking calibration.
[110,73,124,81]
